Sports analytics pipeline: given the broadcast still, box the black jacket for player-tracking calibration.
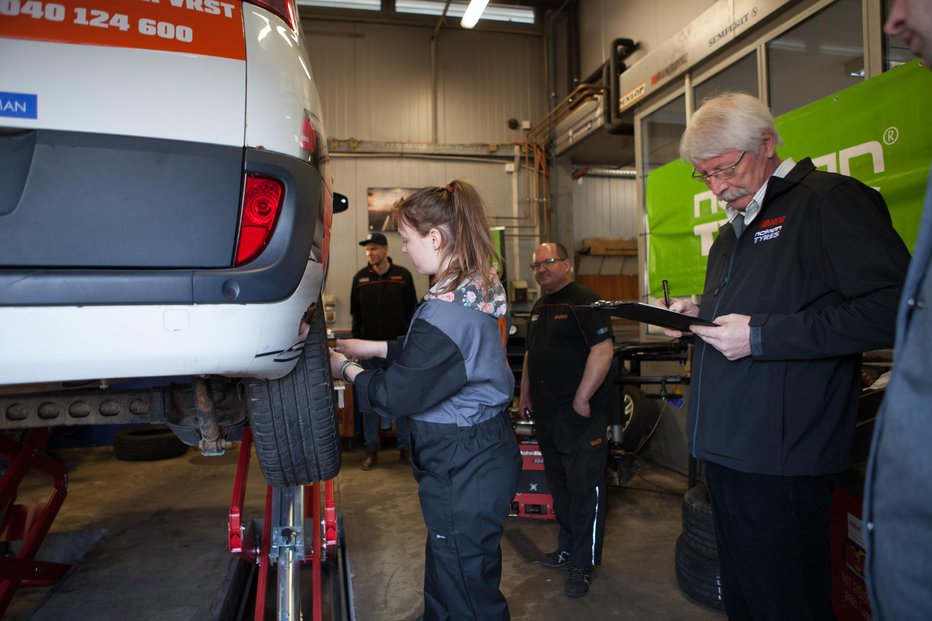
[355,278,513,427]
[526,281,614,415]
[689,158,910,476]
[350,259,417,340]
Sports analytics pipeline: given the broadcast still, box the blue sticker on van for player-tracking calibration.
[0,92,37,119]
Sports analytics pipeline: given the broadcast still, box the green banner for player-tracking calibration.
[646,60,932,298]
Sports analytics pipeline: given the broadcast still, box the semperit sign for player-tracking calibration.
[618,0,792,112]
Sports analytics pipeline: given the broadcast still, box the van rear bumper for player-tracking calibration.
[0,136,321,307]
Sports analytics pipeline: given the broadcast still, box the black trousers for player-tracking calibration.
[409,412,521,621]
[535,407,608,568]
[704,461,838,621]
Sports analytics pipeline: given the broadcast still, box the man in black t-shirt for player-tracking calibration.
[518,242,614,598]
[350,232,418,469]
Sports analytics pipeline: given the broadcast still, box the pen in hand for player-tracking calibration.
[662,279,671,308]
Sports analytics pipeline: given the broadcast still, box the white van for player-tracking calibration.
[0,0,342,486]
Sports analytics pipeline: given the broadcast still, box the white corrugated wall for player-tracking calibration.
[571,176,640,248]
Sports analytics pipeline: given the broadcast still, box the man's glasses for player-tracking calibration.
[691,151,746,184]
[530,258,566,270]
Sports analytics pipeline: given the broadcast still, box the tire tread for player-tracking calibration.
[247,302,341,486]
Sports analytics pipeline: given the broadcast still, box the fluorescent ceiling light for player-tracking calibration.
[461,0,489,28]
[396,1,534,25]
[296,0,380,10]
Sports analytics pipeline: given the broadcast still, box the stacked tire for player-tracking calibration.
[675,485,725,611]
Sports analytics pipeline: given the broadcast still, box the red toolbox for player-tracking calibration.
[510,440,555,520]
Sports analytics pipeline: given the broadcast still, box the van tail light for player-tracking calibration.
[236,175,284,266]
[246,0,298,30]
[300,109,328,170]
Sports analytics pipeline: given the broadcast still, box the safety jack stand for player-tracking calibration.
[229,426,341,621]
[0,428,70,616]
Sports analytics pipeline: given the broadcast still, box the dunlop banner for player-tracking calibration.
[646,60,932,298]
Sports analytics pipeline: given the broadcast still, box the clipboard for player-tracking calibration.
[582,301,717,332]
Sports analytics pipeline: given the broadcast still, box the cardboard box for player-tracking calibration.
[582,237,638,256]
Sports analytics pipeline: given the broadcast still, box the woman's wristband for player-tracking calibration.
[340,359,362,384]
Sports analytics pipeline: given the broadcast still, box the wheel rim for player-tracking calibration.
[623,393,634,430]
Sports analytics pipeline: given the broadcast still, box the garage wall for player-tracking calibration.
[304,20,546,145]
[302,19,548,333]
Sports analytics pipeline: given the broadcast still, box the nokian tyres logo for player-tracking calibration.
[0,92,37,119]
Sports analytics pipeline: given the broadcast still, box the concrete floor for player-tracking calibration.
[5,437,724,620]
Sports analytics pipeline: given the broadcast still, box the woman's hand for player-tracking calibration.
[329,349,348,379]
[334,338,387,361]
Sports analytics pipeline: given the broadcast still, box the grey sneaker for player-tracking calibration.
[537,549,569,568]
[565,566,591,598]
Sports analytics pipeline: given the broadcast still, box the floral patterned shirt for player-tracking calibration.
[426,272,508,319]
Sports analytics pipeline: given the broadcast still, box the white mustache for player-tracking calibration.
[719,187,749,202]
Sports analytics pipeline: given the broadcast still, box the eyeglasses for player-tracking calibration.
[530,258,566,270]
[691,151,746,184]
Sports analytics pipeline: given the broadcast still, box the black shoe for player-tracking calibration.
[537,549,569,568]
[565,566,591,598]
[399,446,411,464]
[361,449,378,471]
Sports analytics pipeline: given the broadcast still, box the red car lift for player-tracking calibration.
[0,428,70,616]
[511,434,556,521]
[228,426,339,621]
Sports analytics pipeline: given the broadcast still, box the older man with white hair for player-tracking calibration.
[661,92,909,620]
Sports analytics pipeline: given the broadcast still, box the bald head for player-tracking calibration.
[532,243,573,294]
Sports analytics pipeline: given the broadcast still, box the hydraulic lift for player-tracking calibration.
[0,428,70,616]
[227,426,354,621]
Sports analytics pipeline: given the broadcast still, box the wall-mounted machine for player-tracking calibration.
[551,38,639,164]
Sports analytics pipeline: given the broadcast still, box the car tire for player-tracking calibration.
[247,301,341,487]
[620,386,661,453]
[682,485,718,558]
[113,425,188,462]
[674,533,725,611]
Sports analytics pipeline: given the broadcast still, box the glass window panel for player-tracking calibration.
[642,95,686,175]
[695,52,758,106]
[767,0,863,116]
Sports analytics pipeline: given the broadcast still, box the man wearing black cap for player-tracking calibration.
[350,232,418,469]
